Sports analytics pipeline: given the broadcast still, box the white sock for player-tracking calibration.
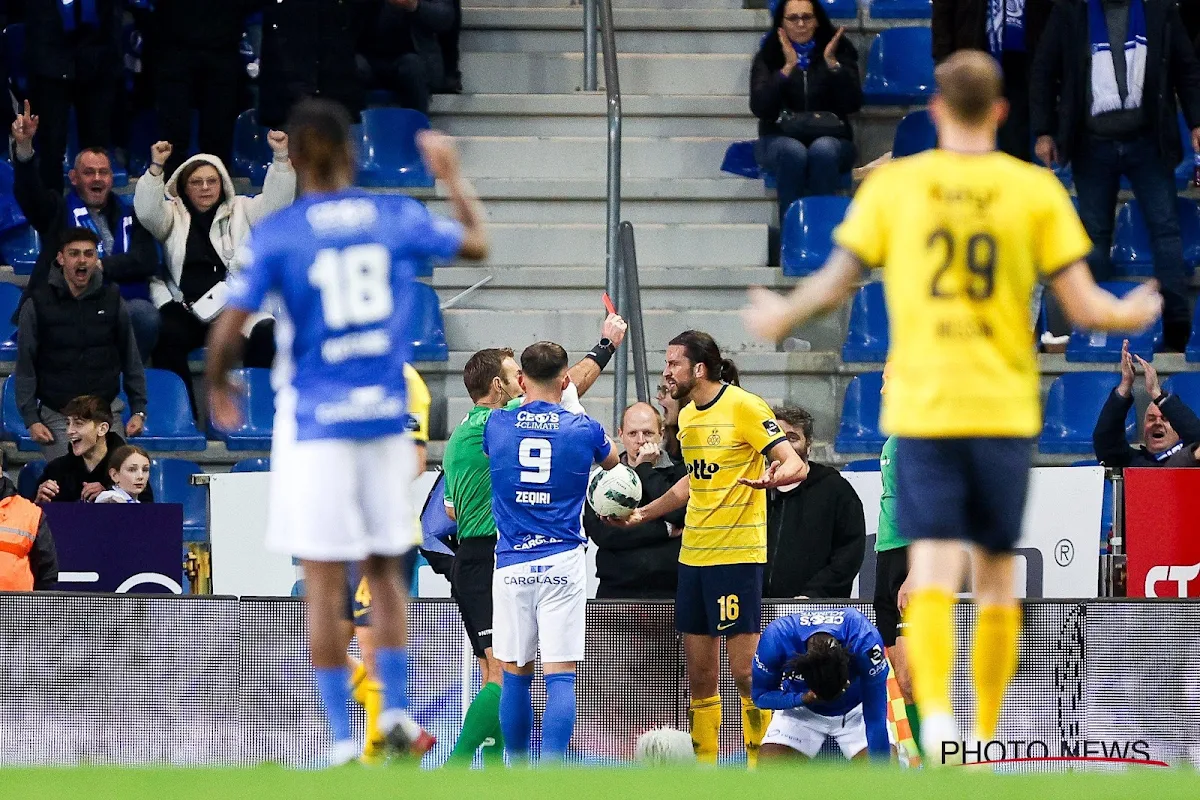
[327,739,360,767]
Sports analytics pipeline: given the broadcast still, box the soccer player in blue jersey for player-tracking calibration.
[751,607,891,762]
[205,98,488,766]
[482,341,621,763]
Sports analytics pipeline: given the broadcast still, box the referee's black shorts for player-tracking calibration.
[450,535,496,659]
[872,546,909,648]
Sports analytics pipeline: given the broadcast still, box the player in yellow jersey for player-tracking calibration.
[343,363,433,761]
[743,51,1162,764]
[612,331,807,767]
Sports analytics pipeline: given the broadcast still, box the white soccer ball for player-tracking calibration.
[587,464,643,519]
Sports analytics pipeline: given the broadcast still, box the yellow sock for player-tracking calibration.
[972,604,1021,740]
[903,587,955,717]
[349,661,368,701]
[358,679,385,760]
[688,695,722,765]
[740,695,770,769]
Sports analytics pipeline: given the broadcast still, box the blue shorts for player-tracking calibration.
[895,437,1034,554]
[345,565,372,626]
[675,563,763,636]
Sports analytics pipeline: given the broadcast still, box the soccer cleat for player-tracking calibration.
[382,714,437,761]
[920,712,961,768]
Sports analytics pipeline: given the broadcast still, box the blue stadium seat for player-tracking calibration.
[1173,112,1195,191]
[1065,281,1162,362]
[0,282,22,360]
[842,282,889,363]
[1039,372,1134,453]
[1187,302,1200,362]
[16,459,46,501]
[1,374,36,451]
[891,110,936,158]
[1111,199,1200,277]
[835,372,886,453]
[772,0,856,16]
[0,225,40,276]
[1163,373,1200,414]
[862,28,935,105]
[134,369,207,451]
[0,162,28,234]
[841,458,881,472]
[231,109,272,185]
[128,110,199,176]
[210,367,274,451]
[410,283,449,361]
[231,457,270,473]
[719,140,760,179]
[354,108,434,188]
[149,458,207,542]
[868,0,932,19]
[1179,199,1200,268]
[780,195,852,277]
[4,25,25,95]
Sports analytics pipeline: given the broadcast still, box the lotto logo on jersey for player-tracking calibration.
[687,459,720,480]
[796,611,844,626]
[516,410,560,431]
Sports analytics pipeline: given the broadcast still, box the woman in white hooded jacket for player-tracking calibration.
[134,135,297,413]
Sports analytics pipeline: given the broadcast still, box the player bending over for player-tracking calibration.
[483,341,621,764]
[752,607,890,762]
[206,98,488,766]
[743,51,1162,761]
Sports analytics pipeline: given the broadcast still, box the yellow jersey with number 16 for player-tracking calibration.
[834,149,1092,438]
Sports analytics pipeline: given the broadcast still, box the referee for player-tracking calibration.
[443,317,626,765]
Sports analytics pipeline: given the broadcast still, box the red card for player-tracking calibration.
[602,292,617,315]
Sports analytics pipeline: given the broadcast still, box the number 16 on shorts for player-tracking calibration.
[675,563,764,637]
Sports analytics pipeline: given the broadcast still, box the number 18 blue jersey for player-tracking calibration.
[227,189,463,441]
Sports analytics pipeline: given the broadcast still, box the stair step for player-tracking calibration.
[477,222,767,267]
[455,135,738,179]
[460,52,747,95]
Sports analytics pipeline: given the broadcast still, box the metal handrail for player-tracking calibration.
[619,222,651,406]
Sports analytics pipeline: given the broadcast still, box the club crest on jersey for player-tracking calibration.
[516,410,560,431]
[707,429,721,446]
[687,459,720,480]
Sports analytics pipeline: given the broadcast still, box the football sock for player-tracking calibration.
[542,673,577,762]
[349,661,368,696]
[906,703,922,755]
[740,695,770,769]
[448,682,503,765]
[904,587,955,717]
[481,717,506,767]
[314,666,353,744]
[375,647,410,713]
[500,671,534,763]
[689,695,722,765]
[352,678,384,755]
[973,604,1021,740]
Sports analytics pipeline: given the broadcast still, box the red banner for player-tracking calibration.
[1125,468,1200,598]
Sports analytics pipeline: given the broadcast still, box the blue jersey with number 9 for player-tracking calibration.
[227,190,463,441]
[483,400,612,567]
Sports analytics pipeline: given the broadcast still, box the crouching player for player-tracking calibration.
[751,607,891,762]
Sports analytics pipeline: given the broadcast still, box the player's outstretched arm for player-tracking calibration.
[743,248,863,343]
[568,314,628,397]
[604,473,688,528]
[417,130,489,261]
[739,440,809,490]
[1049,263,1163,333]
[205,309,252,431]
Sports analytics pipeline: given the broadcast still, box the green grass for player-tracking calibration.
[2,764,1197,800]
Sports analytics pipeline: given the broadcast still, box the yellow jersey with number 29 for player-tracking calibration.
[834,150,1093,438]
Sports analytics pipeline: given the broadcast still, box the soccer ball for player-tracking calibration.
[587,464,642,518]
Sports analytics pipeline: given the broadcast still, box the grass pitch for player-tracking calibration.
[2,764,1197,800]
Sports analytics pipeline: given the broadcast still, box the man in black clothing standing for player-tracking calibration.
[763,406,865,599]
[583,402,686,600]
[358,0,454,115]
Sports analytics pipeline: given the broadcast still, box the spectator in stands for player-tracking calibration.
[931,0,1053,159]
[583,402,687,599]
[135,139,294,413]
[763,406,865,599]
[16,228,147,462]
[10,102,161,360]
[750,0,861,224]
[0,453,58,591]
[34,395,153,504]
[23,0,122,192]
[655,381,682,462]
[1093,339,1200,466]
[438,0,463,94]
[1032,0,1200,351]
[94,444,151,504]
[357,0,454,115]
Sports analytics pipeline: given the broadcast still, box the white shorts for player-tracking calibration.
[763,703,869,759]
[266,388,415,561]
[492,547,586,667]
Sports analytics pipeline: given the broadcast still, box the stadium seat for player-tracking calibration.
[134,369,207,451]
[1173,112,1195,191]
[835,371,886,453]
[0,225,40,276]
[818,0,858,18]
[780,195,852,277]
[0,162,28,234]
[1187,302,1200,362]
[410,282,449,361]
[719,140,760,179]
[231,457,270,473]
[354,108,434,188]
[210,367,274,451]
[891,110,936,158]
[1111,198,1200,277]
[1065,281,1162,362]
[841,458,880,472]
[231,109,273,185]
[1039,372,1134,453]
[16,459,46,501]
[1163,373,1200,413]
[3,25,25,96]
[0,282,22,360]
[149,458,207,542]
[862,28,935,105]
[868,0,932,19]
[1,374,36,451]
[842,282,889,363]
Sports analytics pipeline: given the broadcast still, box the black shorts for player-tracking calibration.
[675,563,763,636]
[895,437,1034,554]
[419,548,455,581]
[872,546,909,647]
[450,535,497,659]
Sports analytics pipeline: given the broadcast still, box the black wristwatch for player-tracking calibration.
[598,337,616,354]
[1153,392,1170,406]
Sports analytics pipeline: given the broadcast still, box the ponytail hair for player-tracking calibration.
[669,330,739,385]
[782,632,850,702]
[719,358,740,387]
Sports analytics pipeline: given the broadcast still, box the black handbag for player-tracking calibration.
[776,109,845,145]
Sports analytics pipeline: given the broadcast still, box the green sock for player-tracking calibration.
[480,717,505,767]
[448,682,503,765]
[905,702,922,756]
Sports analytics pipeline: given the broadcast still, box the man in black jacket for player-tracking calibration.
[583,402,686,600]
[34,395,153,504]
[1032,0,1200,351]
[763,406,865,599]
[10,102,161,360]
[357,0,454,115]
[1093,339,1200,467]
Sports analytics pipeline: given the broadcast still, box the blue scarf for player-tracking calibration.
[66,191,148,301]
[790,39,816,70]
[58,0,99,34]
[987,0,1027,55]
[1088,0,1147,115]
